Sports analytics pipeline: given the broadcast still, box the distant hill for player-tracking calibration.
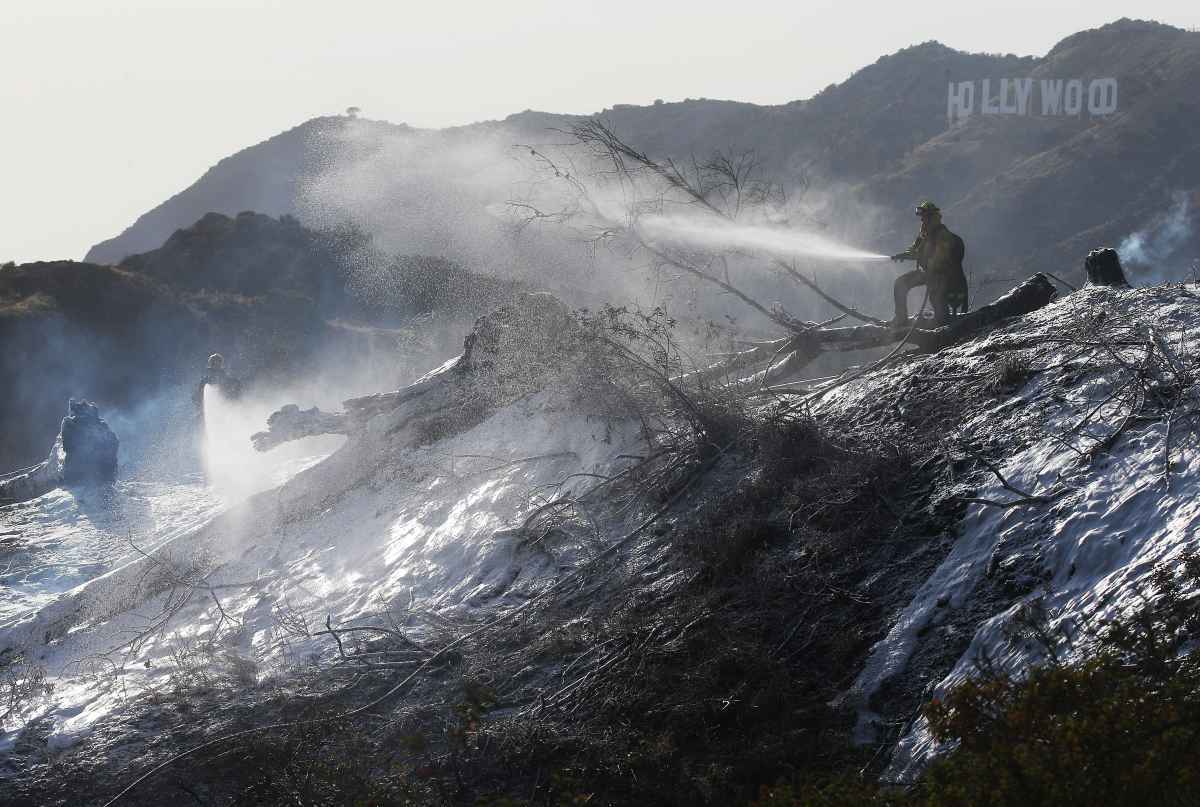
[85,20,1200,296]
[872,19,1200,290]
[85,119,412,265]
[3,213,518,467]
[0,258,272,466]
[20,17,1196,471]
[74,39,1035,273]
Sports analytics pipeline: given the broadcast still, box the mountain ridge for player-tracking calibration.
[82,19,1200,301]
[80,33,1040,265]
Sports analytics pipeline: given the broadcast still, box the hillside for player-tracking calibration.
[4,277,1200,803]
[5,17,1200,805]
[84,20,1200,303]
[0,260,230,467]
[84,119,413,266]
[0,213,512,469]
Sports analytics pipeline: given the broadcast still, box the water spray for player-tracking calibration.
[636,214,890,262]
[201,386,296,500]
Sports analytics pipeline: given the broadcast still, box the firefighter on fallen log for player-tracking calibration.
[890,201,969,327]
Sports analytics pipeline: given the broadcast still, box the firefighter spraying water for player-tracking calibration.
[889,200,969,326]
[193,353,243,411]
[193,352,252,489]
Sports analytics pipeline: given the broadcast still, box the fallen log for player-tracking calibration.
[808,272,1059,354]
[253,293,580,452]
[250,405,350,452]
[683,273,1059,388]
[924,272,1059,348]
[252,277,1059,452]
[251,360,466,451]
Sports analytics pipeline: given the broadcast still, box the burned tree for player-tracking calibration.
[1084,247,1131,288]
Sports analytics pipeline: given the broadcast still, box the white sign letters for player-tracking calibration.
[948,77,1118,124]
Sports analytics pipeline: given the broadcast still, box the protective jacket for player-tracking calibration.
[892,222,969,322]
[895,222,966,285]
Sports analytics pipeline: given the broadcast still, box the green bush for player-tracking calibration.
[917,556,1200,806]
[744,555,1200,807]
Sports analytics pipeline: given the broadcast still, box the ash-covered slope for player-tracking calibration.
[823,282,1200,778]
[0,294,658,796]
[3,281,1200,803]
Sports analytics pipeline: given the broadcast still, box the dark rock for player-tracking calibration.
[0,399,117,502]
[60,400,118,485]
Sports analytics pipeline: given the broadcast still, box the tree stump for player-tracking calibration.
[1084,247,1130,288]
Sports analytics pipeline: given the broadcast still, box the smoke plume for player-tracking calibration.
[1118,194,1197,282]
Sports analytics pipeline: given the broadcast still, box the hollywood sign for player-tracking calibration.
[947,78,1118,123]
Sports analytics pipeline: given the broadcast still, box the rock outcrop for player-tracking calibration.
[0,400,118,503]
[59,400,118,485]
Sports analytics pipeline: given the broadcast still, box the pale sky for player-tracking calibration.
[3,1,1198,263]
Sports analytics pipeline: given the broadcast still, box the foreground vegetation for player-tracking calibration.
[8,253,1200,806]
[48,405,1199,807]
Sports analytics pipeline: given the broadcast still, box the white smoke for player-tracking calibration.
[1118,194,1196,282]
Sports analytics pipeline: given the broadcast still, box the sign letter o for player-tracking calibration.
[1088,78,1119,115]
[1064,80,1084,115]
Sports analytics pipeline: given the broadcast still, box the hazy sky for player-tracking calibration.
[4,1,1198,263]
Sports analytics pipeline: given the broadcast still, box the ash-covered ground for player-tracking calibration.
[2,282,1200,805]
